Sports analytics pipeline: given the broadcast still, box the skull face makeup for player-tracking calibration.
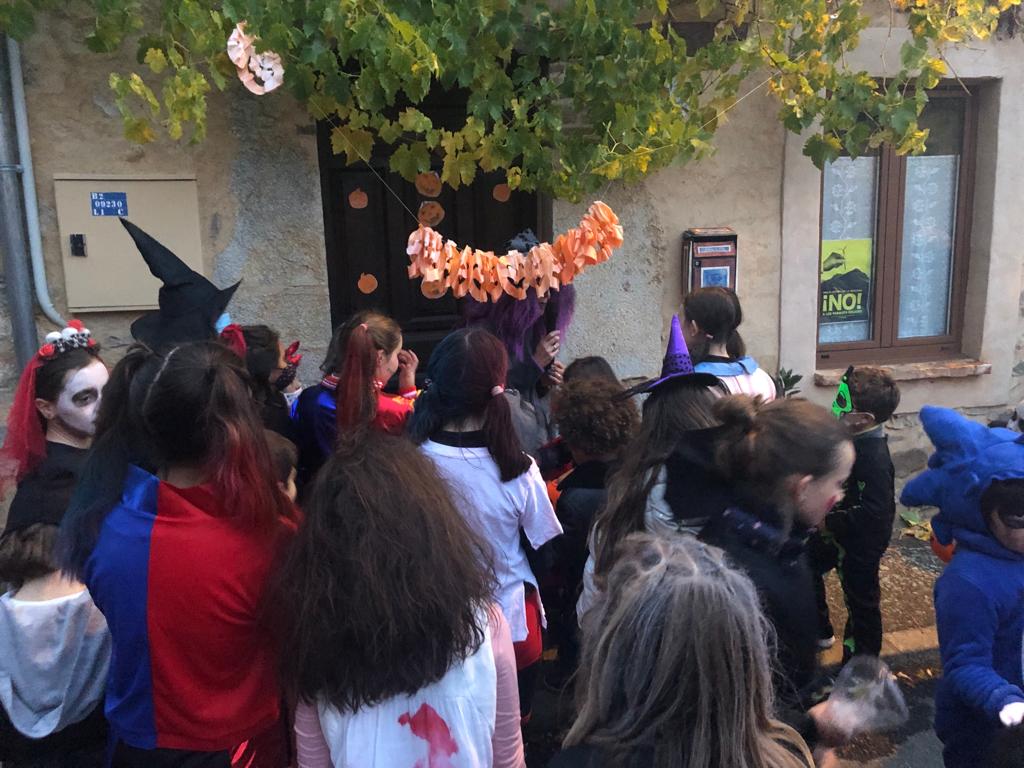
[37,360,109,442]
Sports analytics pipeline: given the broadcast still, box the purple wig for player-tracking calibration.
[461,230,576,361]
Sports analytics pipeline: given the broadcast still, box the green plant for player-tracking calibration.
[774,367,803,398]
[2,0,1018,201]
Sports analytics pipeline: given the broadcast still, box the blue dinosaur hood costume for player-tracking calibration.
[901,405,1024,558]
[901,406,1024,766]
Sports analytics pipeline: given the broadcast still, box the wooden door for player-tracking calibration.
[317,105,547,372]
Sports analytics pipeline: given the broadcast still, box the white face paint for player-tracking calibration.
[54,360,109,437]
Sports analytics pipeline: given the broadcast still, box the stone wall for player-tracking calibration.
[557,87,785,381]
[7,7,330,385]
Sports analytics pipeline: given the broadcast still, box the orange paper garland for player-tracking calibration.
[406,201,623,302]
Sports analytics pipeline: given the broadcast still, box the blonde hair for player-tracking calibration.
[567,533,814,768]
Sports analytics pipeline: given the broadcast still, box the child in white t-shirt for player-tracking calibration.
[410,327,563,722]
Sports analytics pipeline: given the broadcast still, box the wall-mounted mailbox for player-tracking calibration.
[682,227,738,293]
[54,175,203,312]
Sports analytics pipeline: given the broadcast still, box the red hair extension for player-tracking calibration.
[336,325,379,434]
[212,419,298,531]
[220,324,248,358]
[0,356,46,494]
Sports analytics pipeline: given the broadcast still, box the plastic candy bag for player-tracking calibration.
[827,656,910,737]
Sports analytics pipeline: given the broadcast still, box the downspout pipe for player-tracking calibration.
[0,35,38,368]
[8,38,64,328]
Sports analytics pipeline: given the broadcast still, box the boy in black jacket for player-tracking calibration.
[811,367,901,661]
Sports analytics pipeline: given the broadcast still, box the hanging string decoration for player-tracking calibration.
[406,201,623,302]
[227,23,285,95]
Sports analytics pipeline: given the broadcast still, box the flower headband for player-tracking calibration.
[1,318,99,492]
[38,320,96,359]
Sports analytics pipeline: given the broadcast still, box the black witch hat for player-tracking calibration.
[120,218,240,350]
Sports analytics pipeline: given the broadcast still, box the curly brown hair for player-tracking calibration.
[849,367,901,424]
[552,379,639,458]
[273,430,496,711]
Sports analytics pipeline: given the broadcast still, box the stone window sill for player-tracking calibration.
[814,359,991,387]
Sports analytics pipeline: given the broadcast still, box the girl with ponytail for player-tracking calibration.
[701,395,854,757]
[292,311,418,486]
[683,287,779,401]
[409,328,563,721]
[60,341,298,767]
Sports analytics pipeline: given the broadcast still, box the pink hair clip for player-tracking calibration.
[491,385,505,397]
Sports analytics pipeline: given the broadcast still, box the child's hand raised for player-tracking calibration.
[1000,702,1024,727]
[398,349,419,394]
[534,331,560,369]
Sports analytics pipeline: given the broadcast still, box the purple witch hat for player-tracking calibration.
[620,315,721,398]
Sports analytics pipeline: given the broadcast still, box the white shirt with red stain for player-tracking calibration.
[294,608,525,768]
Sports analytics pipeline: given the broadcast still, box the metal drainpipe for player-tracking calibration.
[0,35,38,368]
[8,38,64,328]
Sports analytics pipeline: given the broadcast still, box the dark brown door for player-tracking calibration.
[316,101,547,371]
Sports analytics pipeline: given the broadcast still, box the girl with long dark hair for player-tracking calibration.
[553,534,814,768]
[409,327,563,720]
[580,315,726,622]
[60,341,298,767]
[462,230,575,458]
[683,287,778,401]
[0,322,110,768]
[276,432,524,768]
[696,396,854,758]
[292,311,418,485]
[220,323,297,439]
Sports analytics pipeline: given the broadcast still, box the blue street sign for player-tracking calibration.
[90,192,128,217]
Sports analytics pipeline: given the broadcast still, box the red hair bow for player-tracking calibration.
[220,324,248,358]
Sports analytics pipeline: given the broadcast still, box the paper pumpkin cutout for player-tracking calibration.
[357,273,379,294]
[226,24,254,68]
[349,188,368,209]
[415,172,442,198]
[227,22,284,95]
[492,183,511,203]
[418,201,445,227]
[407,201,622,302]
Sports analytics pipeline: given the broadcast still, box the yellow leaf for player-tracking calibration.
[144,48,167,74]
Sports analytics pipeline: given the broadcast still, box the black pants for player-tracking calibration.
[809,513,891,660]
[0,702,107,768]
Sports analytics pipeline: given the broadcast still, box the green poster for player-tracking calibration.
[819,238,873,324]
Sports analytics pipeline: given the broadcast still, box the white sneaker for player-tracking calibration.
[817,636,836,650]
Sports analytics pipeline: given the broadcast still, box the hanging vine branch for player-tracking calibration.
[1,0,1017,201]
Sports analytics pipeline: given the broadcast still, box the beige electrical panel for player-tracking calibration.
[53,175,204,312]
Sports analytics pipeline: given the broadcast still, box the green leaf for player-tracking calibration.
[0,1,37,40]
[398,107,433,134]
[377,119,403,144]
[390,142,431,179]
[330,124,375,166]
[900,508,923,526]
[803,133,843,168]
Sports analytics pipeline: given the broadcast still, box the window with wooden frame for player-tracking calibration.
[817,87,977,366]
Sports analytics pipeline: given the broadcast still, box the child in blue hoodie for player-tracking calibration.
[901,406,1024,767]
